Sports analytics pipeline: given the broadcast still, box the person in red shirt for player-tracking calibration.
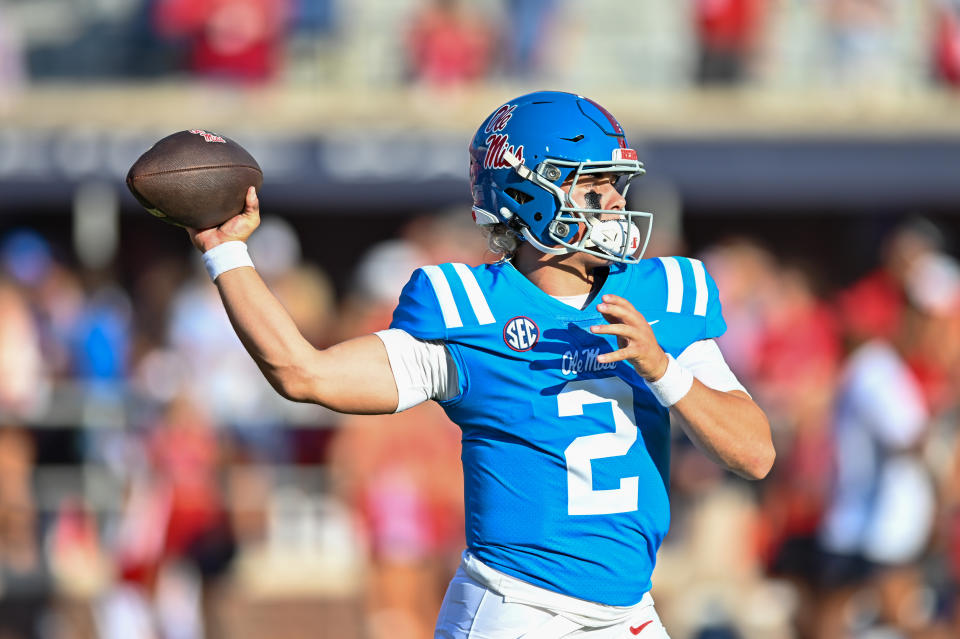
[406,0,493,86]
[694,0,767,84]
[153,0,289,82]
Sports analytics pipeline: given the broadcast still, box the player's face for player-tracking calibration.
[563,173,627,214]
[560,173,629,269]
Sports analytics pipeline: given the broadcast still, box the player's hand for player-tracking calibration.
[591,294,669,382]
[187,186,261,253]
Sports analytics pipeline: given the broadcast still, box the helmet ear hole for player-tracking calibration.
[505,188,532,204]
[534,212,542,221]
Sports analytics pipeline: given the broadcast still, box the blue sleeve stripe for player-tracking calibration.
[689,258,708,317]
[421,266,463,328]
[452,263,496,325]
[658,257,683,313]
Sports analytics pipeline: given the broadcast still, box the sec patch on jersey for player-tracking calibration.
[503,316,540,351]
[126,129,262,230]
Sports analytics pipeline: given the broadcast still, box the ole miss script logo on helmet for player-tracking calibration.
[504,316,539,352]
[483,104,523,169]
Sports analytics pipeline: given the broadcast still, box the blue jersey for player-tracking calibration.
[390,257,726,606]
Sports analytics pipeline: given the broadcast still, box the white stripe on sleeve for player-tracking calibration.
[374,329,458,412]
[422,265,463,329]
[676,339,748,395]
[690,258,708,317]
[658,257,683,313]
[452,263,495,325]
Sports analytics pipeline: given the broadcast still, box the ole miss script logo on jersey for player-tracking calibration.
[503,316,539,351]
[483,104,523,169]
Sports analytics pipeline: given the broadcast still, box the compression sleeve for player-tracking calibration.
[676,339,748,395]
[375,328,458,412]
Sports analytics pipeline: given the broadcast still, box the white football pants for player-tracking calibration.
[434,564,670,639]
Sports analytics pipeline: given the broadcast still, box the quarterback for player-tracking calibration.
[187,91,774,638]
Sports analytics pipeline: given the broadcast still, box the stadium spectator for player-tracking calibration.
[822,0,899,87]
[330,404,464,639]
[0,0,25,105]
[69,283,132,385]
[166,260,288,458]
[0,232,85,383]
[836,218,944,344]
[813,252,958,638]
[0,280,48,420]
[701,238,777,386]
[105,395,233,639]
[503,0,558,79]
[46,496,109,604]
[751,259,840,426]
[130,254,190,360]
[943,426,960,637]
[934,0,960,86]
[753,261,840,639]
[0,426,51,639]
[405,0,494,86]
[152,0,291,82]
[704,243,841,638]
[836,219,958,413]
[693,0,768,85]
[900,252,960,416]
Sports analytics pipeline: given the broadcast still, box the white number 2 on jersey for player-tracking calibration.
[560,378,639,515]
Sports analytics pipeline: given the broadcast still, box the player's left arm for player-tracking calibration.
[591,294,774,480]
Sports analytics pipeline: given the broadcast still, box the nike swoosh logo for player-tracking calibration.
[647,320,659,325]
[630,621,653,635]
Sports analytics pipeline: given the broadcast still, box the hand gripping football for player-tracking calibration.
[126,129,262,229]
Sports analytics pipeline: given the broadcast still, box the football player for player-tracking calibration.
[187,91,774,638]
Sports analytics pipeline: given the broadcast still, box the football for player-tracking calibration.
[126,129,262,229]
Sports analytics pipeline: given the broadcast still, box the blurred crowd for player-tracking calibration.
[670,221,960,639]
[3,207,960,639]
[1,0,960,91]
[0,211,484,639]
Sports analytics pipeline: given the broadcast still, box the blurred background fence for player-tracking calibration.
[4,1,960,639]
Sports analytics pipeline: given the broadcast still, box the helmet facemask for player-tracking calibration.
[500,150,653,264]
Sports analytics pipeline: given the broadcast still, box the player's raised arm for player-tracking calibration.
[593,293,774,480]
[187,187,400,415]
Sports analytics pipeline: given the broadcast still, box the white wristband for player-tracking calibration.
[202,241,255,281]
[645,354,694,407]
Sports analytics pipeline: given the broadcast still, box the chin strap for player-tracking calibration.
[522,228,570,255]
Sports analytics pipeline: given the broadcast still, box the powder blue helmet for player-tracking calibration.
[469,91,651,263]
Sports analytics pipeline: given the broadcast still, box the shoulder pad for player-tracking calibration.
[390,263,497,340]
[654,256,726,339]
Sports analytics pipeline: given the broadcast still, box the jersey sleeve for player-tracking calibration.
[701,261,727,339]
[389,267,449,340]
[652,256,727,341]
